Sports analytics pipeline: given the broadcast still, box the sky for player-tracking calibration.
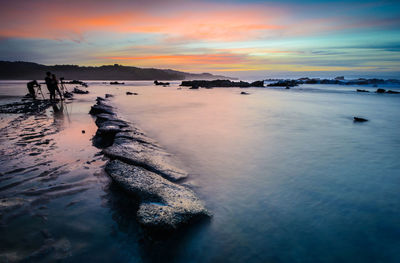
[0,0,399,79]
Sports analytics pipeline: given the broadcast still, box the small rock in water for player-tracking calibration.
[105,94,114,98]
[240,91,250,95]
[376,88,386,93]
[354,117,368,122]
[386,90,400,94]
[356,89,369,92]
[81,130,85,134]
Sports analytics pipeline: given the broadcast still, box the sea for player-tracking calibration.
[0,80,399,262]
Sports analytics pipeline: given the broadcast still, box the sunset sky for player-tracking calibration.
[0,0,399,78]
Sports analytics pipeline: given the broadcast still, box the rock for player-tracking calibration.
[357,89,369,92]
[189,86,199,89]
[81,130,85,134]
[89,104,114,115]
[286,86,290,89]
[376,88,386,93]
[154,80,170,86]
[96,96,106,102]
[105,160,210,230]
[73,88,89,94]
[240,91,250,95]
[126,92,138,95]
[386,90,400,94]
[94,113,128,127]
[105,94,114,98]
[181,79,263,88]
[110,81,125,85]
[354,117,368,122]
[93,125,122,147]
[103,137,188,182]
[63,92,73,98]
[268,80,299,87]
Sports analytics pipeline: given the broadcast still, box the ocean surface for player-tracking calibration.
[0,80,399,262]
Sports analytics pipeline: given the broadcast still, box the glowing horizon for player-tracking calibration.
[0,0,399,78]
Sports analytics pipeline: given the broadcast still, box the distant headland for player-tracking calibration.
[0,61,235,81]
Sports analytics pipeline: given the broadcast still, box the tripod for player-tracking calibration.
[35,85,45,99]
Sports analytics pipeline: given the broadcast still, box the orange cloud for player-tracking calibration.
[0,1,285,42]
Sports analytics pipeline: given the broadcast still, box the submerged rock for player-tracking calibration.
[105,160,210,230]
[356,89,369,92]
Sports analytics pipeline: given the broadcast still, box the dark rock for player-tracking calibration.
[63,92,73,98]
[240,91,250,95]
[376,88,386,93]
[93,125,122,147]
[110,81,125,85]
[105,160,210,231]
[181,79,263,88]
[105,94,114,98]
[285,86,290,89]
[73,88,89,94]
[354,117,368,122]
[154,80,170,86]
[268,80,299,87]
[386,90,400,94]
[96,96,106,102]
[81,130,85,134]
[189,86,199,89]
[357,89,369,92]
[89,104,114,115]
[126,92,138,95]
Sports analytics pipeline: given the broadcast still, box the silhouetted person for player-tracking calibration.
[27,80,39,99]
[51,74,63,100]
[45,72,55,101]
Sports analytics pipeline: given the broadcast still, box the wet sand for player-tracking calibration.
[0,96,111,261]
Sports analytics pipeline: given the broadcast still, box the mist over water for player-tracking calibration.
[1,81,399,262]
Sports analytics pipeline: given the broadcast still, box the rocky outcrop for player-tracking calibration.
[105,160,209,230]
[181,79,264,88]
[89,96,210,232]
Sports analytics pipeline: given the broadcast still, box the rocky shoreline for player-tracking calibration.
[89,96,210,232]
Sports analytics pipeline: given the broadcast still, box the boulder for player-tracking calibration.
[105,160,210,230]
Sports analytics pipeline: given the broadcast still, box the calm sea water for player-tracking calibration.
[0,80,399,262]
